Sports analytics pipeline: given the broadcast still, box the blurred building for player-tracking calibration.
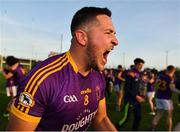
[48,51,59,58]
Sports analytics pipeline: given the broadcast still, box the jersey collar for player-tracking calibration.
[66,51,78,73]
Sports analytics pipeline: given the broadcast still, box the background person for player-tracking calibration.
[2,67,17,98]
[2,56,26,118]
[2,67,16,117]
[114,65,125,112]
[5,56,26,88]
[151,65,180,131]
[118,58,145,131]
[146,71,156,115]
[106,69,115,99]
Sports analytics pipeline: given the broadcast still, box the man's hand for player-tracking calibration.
[93,98,117,131]
[169,83,175,89]
[128,71,136,78]
[136,95,145,103]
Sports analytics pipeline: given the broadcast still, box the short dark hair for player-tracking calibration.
[134,58,145,65]
[6,56,19,66]
[71,7,111,36]
[167,65,175,72]
[118,65,122,69]
[130,65,134,69]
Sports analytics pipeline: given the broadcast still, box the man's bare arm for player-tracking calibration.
[7,113,39,131]
[92,98,117,131]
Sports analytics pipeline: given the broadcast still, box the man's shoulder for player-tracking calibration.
[25,52,70,85]
[41,52,67,66]
[31,52,68,72]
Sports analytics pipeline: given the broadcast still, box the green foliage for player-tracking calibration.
[176,67,180,72]
[0,72,10,130]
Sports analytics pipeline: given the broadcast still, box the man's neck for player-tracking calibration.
[69,49,91,76]
[12,63,19,71]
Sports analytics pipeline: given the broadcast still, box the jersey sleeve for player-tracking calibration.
[10,73,51,123]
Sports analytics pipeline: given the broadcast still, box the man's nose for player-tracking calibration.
[112,37,118,46]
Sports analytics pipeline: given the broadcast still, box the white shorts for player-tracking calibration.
[109,81,113,87]
[155,99,173,110]
[147,91,155,98]
[6,86,17,97]
[114,84,120,92]
[114,84,124,92]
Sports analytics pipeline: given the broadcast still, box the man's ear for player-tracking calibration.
[74,30,87,46]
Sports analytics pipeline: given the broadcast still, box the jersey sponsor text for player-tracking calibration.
[61,111,96,131]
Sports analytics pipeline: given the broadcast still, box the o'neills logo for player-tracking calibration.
[80,88,92,95]
[61,111,97,131]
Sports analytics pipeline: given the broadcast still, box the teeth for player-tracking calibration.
[108,48,113,52]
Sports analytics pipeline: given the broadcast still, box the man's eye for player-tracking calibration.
[105,32,111,34]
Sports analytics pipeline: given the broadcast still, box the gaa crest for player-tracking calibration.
[19,92,35,107]
[95,86,101,101]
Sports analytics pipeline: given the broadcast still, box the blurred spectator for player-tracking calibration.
[118,58,145,130]
[152,65,180,131]
[114,65,125,112]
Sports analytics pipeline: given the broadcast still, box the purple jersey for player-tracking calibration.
[114,70,123,85]
[6,77,14,87]
[13,64,25,86]
[11,51,105,131]
[147,82,155,92]
[3,69,14,87]
[156,74,174,99]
